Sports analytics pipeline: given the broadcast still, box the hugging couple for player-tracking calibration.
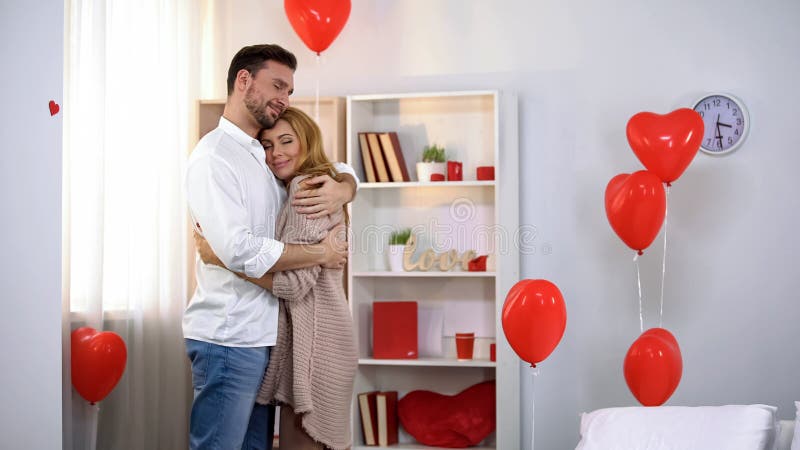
[184,44,358,450]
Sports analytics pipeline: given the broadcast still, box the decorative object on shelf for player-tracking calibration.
[490,343,496,362]
[358,391,379,446]
[447,160,463,181]
[71,327,128,404]
[626,108,703,186]
[376,391,399,446]
[372,301,418,359]
[502,279,566,367]
[284,0,351,55]
[402,235,477,272]
[455,332,475,360]
[605,170,666,255]
[398,380,496,448]
[417,143,447,182]
[357,133,377,183]
[429,173,445,182]
[387,228,412,271]
[692,93,749,156]
[378,132,411,181]
[467,255,488,272]
[624,327,683,406]
[366,132,391,182]
[486,254,496,272]
[476,165,495,181]
[418,305,444,357]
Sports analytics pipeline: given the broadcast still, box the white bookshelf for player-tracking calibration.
[346,90,519,449]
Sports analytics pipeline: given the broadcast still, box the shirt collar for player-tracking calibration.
[218,116,262,152]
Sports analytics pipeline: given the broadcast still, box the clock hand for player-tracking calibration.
[718,121,732,128]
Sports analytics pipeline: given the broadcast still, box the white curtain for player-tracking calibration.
[63,0,201,448]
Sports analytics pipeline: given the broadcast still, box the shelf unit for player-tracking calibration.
[346,91,519,449]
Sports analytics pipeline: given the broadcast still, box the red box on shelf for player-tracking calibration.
[372,301,418,359]
[476,166,495,181]
[447,161,463,181]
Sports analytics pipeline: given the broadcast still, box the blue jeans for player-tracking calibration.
[186,339,275,450]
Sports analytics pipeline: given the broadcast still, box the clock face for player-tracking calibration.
[692,94,749,155]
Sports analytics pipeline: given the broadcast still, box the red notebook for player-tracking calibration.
[372,301,418,359]
[376,391,399,446]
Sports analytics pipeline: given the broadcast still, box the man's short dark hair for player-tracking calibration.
[226,44,297,95]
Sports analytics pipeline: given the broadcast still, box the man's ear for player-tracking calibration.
[235,69,250,92]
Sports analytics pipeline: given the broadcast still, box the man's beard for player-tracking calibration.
[244,86,277,129]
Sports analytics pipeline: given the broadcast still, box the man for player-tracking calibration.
[183,44,358,450]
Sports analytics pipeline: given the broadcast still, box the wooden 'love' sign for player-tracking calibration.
[402,235,476,272]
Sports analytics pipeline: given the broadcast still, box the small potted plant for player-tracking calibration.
[387,228,412,271]
[417,144,447,182]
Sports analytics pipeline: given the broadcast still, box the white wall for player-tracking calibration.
[0,0,63,448]
[206,1,800,448]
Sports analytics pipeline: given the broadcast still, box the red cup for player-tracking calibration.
[447,161,463,181]
[430,173,445,182]
[455,333,475,360]
[476,166,495,181]
[490,343,496,362]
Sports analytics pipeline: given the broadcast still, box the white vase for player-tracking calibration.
[416,162,447,182]
[387,244,406,271]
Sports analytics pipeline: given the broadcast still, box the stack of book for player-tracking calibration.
[358,390,399,446]
[358,132,411,183]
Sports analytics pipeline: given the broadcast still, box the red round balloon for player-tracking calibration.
[605,170,666,254]
[71,327,127,404]
[501,279,566,366]
[623,327,683,406]
[626,108,704,185]
[284,0,351,55]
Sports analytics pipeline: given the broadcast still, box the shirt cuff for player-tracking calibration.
[243,239,285,278]
[334,162,360,191]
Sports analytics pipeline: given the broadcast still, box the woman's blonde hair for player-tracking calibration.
[277,106,341,181]
[265,106,349,223]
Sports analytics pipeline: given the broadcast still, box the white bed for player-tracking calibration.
[576,404,798,450]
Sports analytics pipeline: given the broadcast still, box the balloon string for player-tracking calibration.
[531,366,539,450]
[660,185,670,328]
[314,54,321,124]
[634,252,643,333]
[89,402,100,450]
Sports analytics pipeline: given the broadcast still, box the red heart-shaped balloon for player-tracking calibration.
[605,170,666,254]
[71,327,127,403]
[624,328,683,406]
[398,381,495,448]
[502,279,567,366]
[284,0,351,55]
[626,108,703,185]
[48,100,60,116]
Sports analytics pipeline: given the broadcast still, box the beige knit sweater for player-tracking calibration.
[256,176,358,450]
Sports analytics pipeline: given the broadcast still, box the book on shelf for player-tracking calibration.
[366,132,391,182]
[372,301,418,359]
[418,305,444,358]
[358,391,379,446]
[376,391,399,446]
[358,132,377,183]
[377,132,410,182]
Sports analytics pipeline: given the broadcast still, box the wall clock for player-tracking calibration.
[692,93,750,155]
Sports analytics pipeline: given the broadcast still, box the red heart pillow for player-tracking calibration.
[398,381,495,448]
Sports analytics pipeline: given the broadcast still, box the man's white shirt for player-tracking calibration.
[183,116,357,347]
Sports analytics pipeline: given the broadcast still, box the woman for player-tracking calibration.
[198,107,357,450]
